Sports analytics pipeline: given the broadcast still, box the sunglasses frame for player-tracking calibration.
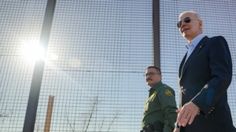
[177,17,191,28]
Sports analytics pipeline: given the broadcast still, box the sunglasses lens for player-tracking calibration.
[177,21,181,28]
[184,17,191,23]
[177,17,191,28]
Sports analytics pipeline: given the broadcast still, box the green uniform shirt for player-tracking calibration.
[142,81,177,132]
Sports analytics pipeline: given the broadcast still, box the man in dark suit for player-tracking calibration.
[174,10,236,132]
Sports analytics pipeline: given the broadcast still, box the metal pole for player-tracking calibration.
[23,0,56,131]
[152,0,160,67]
[44,96,55,132]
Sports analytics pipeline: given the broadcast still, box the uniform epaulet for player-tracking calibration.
[162,84,174,97]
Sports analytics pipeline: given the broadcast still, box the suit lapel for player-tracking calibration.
[179,53,187,78]
[180,36,209,79]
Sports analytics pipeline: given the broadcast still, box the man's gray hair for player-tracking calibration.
[179,10,202,21]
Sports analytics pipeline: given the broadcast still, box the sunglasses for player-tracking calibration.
[177,17,191,28]
[144,72,160,77]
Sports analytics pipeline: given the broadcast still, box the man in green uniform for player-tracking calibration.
[141,66,177,132]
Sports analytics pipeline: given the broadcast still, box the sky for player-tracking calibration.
[0,0,236,132]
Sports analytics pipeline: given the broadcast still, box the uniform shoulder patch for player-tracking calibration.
[164,89,173,96]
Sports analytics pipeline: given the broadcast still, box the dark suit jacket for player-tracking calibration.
[178,36,236,132]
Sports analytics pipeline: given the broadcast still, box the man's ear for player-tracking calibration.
[199,20,203,28]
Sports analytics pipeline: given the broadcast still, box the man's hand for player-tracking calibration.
[176,102,200,127]
[173,128,180,132]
